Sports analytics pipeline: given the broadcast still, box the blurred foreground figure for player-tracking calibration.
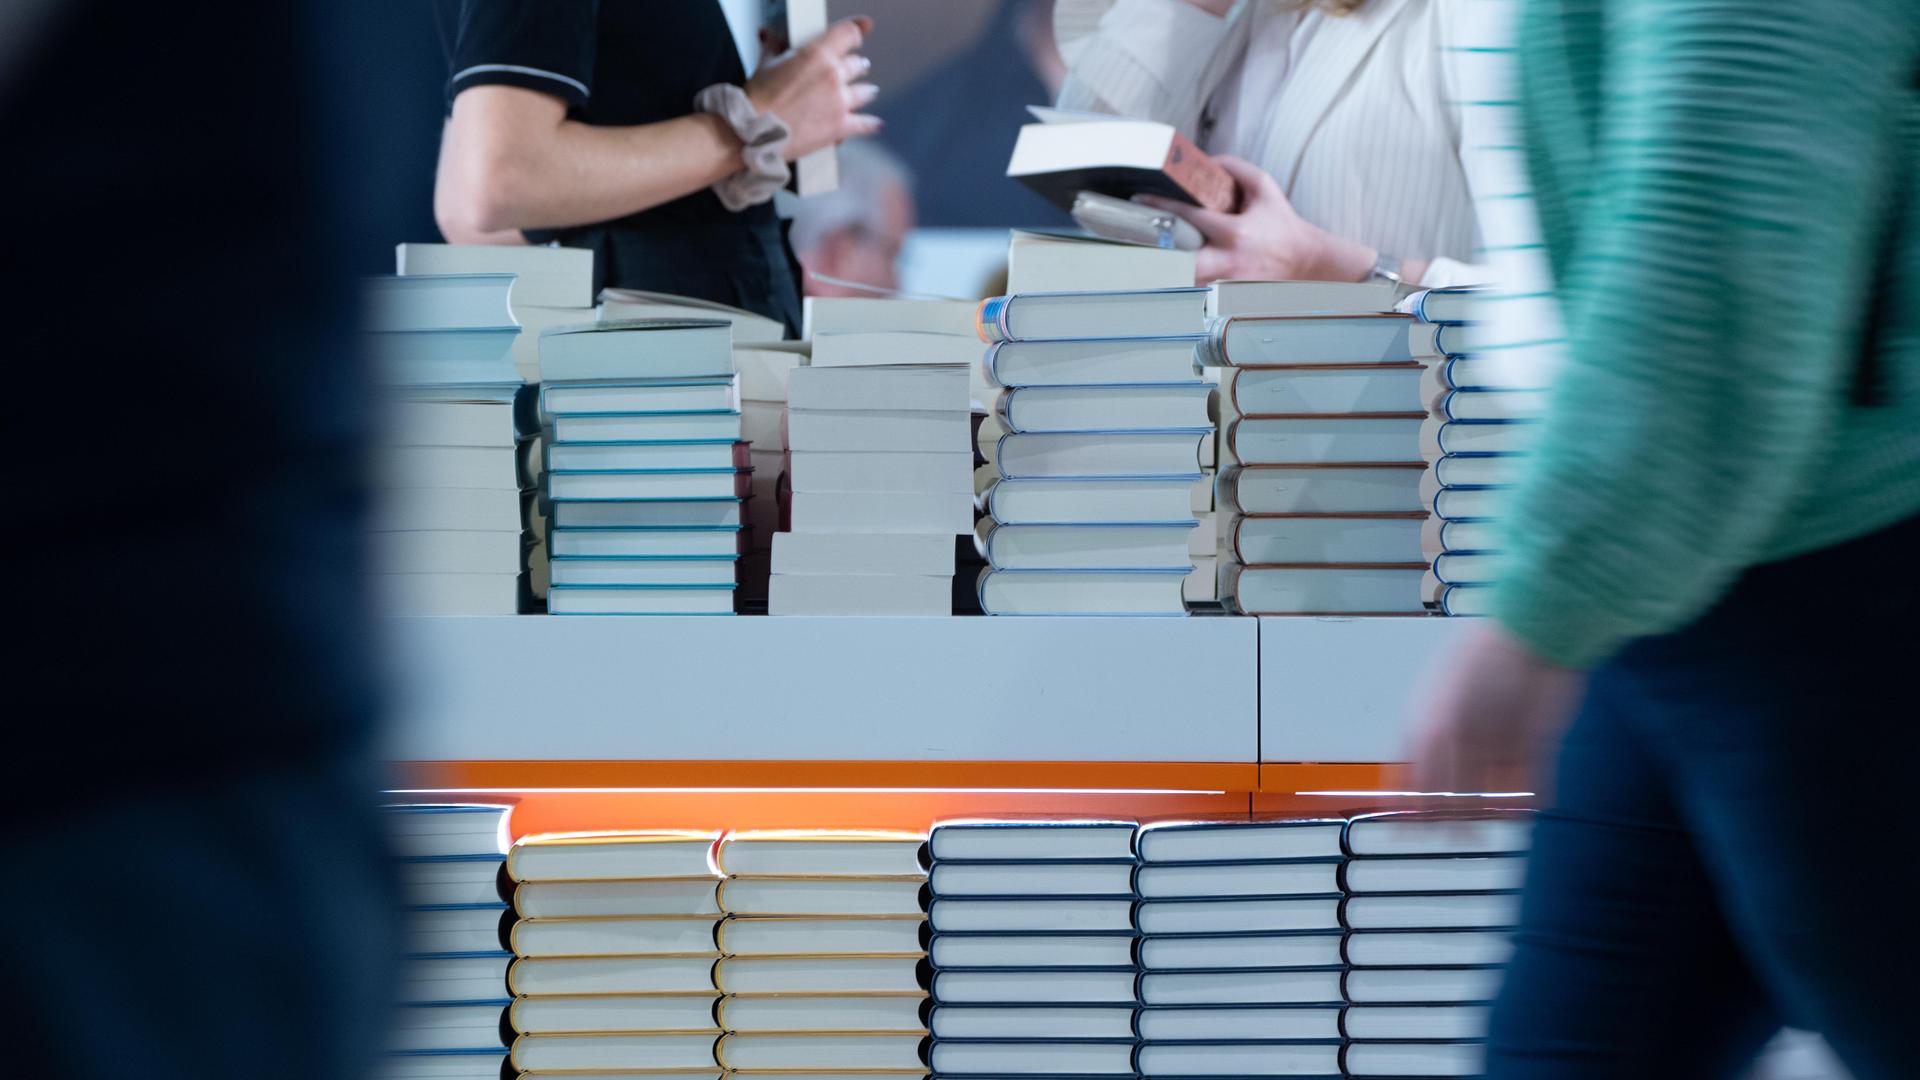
[787,139,915,296]
[1,2,404,1077]
[1407,2,1919,1078]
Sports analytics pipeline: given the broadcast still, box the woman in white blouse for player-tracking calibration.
[1055,0,1494,288]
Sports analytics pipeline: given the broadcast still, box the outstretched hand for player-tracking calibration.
[1403,624,1587,797]
[748,15,881,160]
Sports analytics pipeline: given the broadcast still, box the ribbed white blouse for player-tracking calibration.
[1054,0,1512,288]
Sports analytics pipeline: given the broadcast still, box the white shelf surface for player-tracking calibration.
[383,616,1259,764]
[1258,616,1469,763]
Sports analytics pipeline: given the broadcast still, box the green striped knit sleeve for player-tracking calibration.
[1492,0,1915,667]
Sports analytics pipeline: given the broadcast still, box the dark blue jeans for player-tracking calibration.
[1485,514,1919,1080]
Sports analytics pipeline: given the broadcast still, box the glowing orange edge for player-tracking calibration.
[385,761,1485,835]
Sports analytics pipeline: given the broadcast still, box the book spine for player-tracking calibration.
[976,296,1012,344]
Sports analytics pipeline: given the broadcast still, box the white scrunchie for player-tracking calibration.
[693,83,792,211]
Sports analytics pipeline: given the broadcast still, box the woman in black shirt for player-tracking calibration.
[433,1,878,334]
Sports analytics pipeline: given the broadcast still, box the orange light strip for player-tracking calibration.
[417,789,1257,836]
[396,759,1260,792]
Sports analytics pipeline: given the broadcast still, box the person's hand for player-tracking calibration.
[1182,0,1237,15]
[747,16,881,161]
[1138,156,1377,285]
[1403,624,1588,795]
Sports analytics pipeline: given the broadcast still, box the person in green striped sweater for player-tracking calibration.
[1406,1,1919,1076]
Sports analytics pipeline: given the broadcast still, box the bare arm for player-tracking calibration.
[435,16,880,242]
[436,90,746,239]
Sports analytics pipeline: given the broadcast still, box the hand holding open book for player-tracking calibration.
[1137,155,1386,286]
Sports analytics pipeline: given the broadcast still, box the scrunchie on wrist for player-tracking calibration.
[693,83,791,211]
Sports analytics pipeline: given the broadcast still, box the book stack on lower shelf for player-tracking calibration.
[365,274,531,615]
[537,319,748,615]
[972,287,1216,617]
[1410,288,1543,618]
[383,804,515,1080]
[1132,819,1349,1080]
[503,832,726,1076]
[922,822,1141,1080]
[1203,292,1446,617]
[770,363,973,615]
[1338,811,1532,1078]
[713,832,931,1078]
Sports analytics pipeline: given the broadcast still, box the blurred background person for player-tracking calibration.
[786,139,917,296]
[431,2,881,334]
[1055,0,1491,287]
[1406,2,1919,1077]
[3,0,421,1076]
[877,0,1071,229]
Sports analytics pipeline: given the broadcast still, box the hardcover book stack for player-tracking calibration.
[1338,811,1532,1079]
[397,242,595,384]
[383,804,515,1080]
[536,318,748,615]
[364,273,531,615]
[1409,289,1546,617]
[769,300,977,615]
[1202,283,1444,616]
[504,831,727,1078]
[972,287,1215,616]
[921,821,1141,1080]
[604,291,794,612]
[713,832,930,1077]
[1132,820,1350,1080]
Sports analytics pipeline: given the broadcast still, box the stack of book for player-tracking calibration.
[384,804,515,1080]
[770,307,975,614]
[972,287,1217,616]
[604,291,793,611]
[712,831,930,1076]
[1409,288,1544,617]
[1132,820,1349,1080]
[364,273,531,615]
[397,243,594,384]
[503,831,727,1076]
[1203,285,1446,616]
[921,821,1141,1080]
[536,318,748,615]
[1338,811,1532,1079]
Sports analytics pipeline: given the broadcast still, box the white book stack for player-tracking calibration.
[1338,811,1533,1079]
[713,832,931,1078]
[397,243,595,385]
[537,318,748,615]
[602,290,795,612]
[769,299,978,615]
[1132,820,1349,1080]
[922,821,1141,1080]
[381,804,515,1080]
[1199,281,1443,617]
[1407,287,1547,618]
[364,273,531,615]
[972,286,1219,616]
[503,832,727,1079]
